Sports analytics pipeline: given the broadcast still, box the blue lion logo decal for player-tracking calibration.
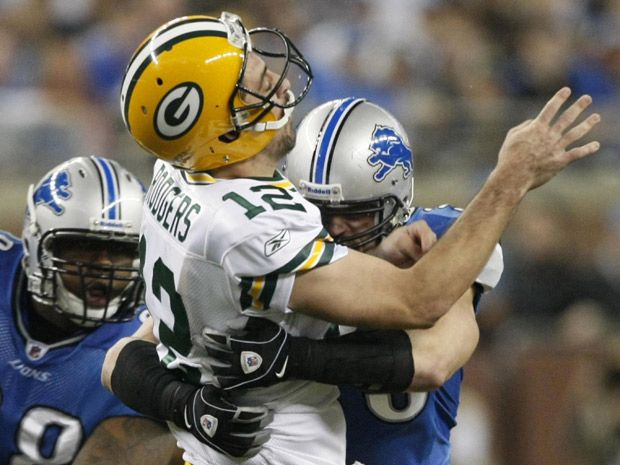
[367,125,413,182]
[33,170,72,215]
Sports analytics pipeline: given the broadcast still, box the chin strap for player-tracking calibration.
[251,90,295,132]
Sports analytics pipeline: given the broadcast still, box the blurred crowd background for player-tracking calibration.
[0,1,618,464]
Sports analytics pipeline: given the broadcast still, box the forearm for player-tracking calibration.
[286,329,414,393]
[407,287,479,391]
[104,329,273,458]
[102,317,156,391]
[110,340,193,425]
[399,171,524,324]
[289,289,478,393]
[291,173,523,330]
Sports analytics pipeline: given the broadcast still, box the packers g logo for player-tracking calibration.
[154,82,203,139]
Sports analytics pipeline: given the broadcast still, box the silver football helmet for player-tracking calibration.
[284,97,414,247]
[22,156,145,327]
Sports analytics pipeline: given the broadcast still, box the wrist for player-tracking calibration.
[487,166,530,200]
[162,381,196,428]
[111,340,194,424]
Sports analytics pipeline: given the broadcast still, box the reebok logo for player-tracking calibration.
[265,229,290,257]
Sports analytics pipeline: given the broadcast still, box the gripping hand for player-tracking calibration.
[177,384,271,457]
[202,317,291,390]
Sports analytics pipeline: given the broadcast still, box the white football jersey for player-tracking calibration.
[140,160,349,464]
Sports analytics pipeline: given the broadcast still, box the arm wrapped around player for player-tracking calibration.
[110,339,272,457]
[202,317,414,393]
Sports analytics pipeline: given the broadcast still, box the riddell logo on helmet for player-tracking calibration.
[154,82,204,140]
[366,125,413,182]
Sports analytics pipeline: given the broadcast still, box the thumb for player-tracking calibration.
[226,316,250,333]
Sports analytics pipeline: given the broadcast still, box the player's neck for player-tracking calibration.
[27,299,85,343]
[210,152,277,179]
[208,123,293,179]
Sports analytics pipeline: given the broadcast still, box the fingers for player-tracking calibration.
[233,405,272,423]
[551,94,592,134]
[201,327,231,347]
[535,87,572,125]
[559,112,601,148]
[406,220,437,259]
[228,429,271,457]
[565,140,601,163]
[203,338,233,355]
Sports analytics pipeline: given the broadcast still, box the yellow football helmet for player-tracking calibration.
[121,12,312,171]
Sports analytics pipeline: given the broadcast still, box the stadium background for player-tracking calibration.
[0,1,617,464]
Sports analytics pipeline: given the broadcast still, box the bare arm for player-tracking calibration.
[407,287,479,391]
[73,416,183,465]
[102,317,155,391]
[290,88,600,330]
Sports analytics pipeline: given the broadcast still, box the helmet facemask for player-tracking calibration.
[284,98,416,251]
[31,230,143,328]
[22,156,146,329]
[317,194,409,250]
[228,16,312,134]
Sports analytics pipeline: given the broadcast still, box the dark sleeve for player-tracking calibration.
[288,329,414,393]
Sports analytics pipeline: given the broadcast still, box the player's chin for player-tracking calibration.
[268,121,296,159]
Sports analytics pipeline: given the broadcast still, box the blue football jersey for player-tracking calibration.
[340,205,468,465]
[0,231,145,465]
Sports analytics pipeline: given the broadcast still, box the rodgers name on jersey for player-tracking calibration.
[144,163,202,242]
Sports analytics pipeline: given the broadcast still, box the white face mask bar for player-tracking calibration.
[251,90,296,132]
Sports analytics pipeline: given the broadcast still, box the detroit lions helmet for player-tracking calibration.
[22,156,145,327]
[121,11,312,172]
[284,98,414,248]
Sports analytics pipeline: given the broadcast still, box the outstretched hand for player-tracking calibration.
[202,317,292,390]
[495,87,601,191]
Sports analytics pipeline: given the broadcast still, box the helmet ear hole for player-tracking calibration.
[219,131,240,143]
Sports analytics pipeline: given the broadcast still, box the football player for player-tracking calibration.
[106,9,600,465]
[107,99,499,465]
[233,98,501,465]
[0,156,182,464]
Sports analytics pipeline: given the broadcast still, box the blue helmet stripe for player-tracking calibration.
[312,97,364,184]
[94,157,119,219]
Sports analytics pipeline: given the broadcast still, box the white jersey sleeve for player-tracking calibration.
[476,243,503,290]
[202,176,348,316]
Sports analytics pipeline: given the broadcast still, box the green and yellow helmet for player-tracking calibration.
[121,12,312,171]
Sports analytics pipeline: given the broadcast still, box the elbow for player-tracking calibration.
[410,357,454,391]
[420,366,452,391]
[407,300,452,329]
